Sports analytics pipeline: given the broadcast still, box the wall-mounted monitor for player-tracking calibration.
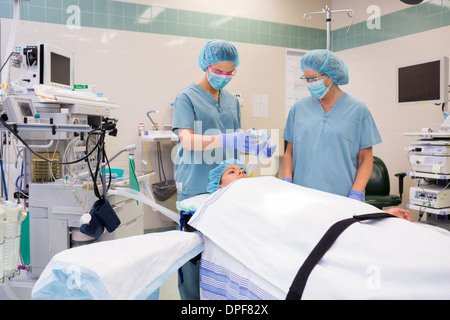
[396,56,448,106]
[39,43,74,89]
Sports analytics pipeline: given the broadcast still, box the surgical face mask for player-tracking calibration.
[207,68,233,90]
[306,78,331,99]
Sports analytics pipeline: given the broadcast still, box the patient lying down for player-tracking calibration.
[207,159,411,221]
[191,164,450,300]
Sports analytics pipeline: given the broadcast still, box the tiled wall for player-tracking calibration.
[333,1,450,51]
[0,0,327,50]
[1,0,447,52]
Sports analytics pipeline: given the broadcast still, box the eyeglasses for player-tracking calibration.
[208,65,237,76]
[300,73,327,83]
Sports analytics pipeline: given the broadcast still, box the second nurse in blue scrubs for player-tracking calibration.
[283,49,382,201]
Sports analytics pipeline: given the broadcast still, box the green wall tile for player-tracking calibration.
[46,8,63,24]
[3,0,445,52]
[259,21,270,34]
[137,19,151,33]
[28,5,46,22]
[123,16,137,31]
[443,10,450,27]
[178,10,190,24]
[0,2,11,19]
[238,17,249,31]
[110,15,123,30]
[30,0,46,7]
[78,0,93,13]
[332,1,447,51]
[165,8,177,23]
[94,12,109,29]
[190,11,202,26]
[123,2,136,17]
[47,0,62,9]
[109,1,123,16]
[190,24,203,38]
[81,12,94,28]
[94,0,109,14]
[249,20,259,33]
[151,20,164,34]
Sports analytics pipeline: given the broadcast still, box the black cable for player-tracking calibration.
[0,116,101,165]
[0,114,115,198]
[86,130,104,199]
[157,141,167,182]
[0,52,16,73]
[85,130,111,200]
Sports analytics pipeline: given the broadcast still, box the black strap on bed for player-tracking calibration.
[286,212,396,300]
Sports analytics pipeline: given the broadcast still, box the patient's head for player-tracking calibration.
[207,159,248,193]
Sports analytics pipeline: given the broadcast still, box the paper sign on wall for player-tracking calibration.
[286,49,308,118]
[252,94,268,118]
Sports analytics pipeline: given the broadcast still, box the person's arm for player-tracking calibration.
[350,147,373,194]
[178,128,259,153]
[282,142,294,182]
[178,129,221,151]
[384,208,412,221]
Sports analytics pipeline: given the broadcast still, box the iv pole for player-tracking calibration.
[303,5,355,51]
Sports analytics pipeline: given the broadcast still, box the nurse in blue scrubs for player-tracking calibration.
[173,39,258,202]
[283,49,382,201]
[172,39,259,299]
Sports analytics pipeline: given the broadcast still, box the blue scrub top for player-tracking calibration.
[172,83,241,199]
[283,92,382,197]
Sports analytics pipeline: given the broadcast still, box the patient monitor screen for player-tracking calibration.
[50,52,71,86]
[398,60,441,103]
[19,101,34,117]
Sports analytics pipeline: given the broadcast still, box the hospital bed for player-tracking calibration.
[32,177,450,300]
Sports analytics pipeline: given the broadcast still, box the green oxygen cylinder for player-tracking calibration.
[20,205,30,265]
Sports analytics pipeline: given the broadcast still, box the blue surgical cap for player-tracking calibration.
[198,39,240,71]
[300,49,349,85]
[207,159,247,193]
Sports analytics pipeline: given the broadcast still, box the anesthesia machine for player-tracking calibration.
[0,40,147,282]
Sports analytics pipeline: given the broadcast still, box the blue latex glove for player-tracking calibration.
[254,140,277,157]
[220,131,258,153]
[282,177,292,183]
[348,190,363,201]
[265,144,277,157]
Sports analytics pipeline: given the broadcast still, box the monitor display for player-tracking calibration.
[50,52,71,86]
[398,61,441,103]
[397,56,448,105]
[39,43,74,88]
[19,101,34,117]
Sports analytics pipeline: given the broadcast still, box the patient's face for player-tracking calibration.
[220,164,249,189]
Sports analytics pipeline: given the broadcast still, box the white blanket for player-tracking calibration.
[189,176,450,300]
[32,231,203,300]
